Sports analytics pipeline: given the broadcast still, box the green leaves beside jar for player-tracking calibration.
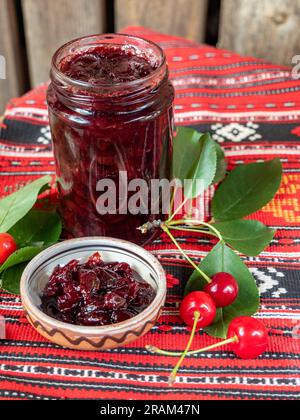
[0,176,62,294]
[168,127,282,338]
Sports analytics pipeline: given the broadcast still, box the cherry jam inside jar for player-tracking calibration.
[47,34,174,245]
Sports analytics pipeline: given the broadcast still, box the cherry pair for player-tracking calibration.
[147,272,268,386]
[163,272,239,385]
[181,272,239,331]
[148,315,269,386]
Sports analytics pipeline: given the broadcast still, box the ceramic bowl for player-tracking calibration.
[20,237,166,351]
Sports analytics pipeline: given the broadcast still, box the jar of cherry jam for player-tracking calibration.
[47,34,174,245]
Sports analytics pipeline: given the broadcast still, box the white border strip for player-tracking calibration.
[5,107,300,121]
[0,150,53,158]
[152,249,300,259]
[5,107,49,117]
[225,149,300,157]
[175,110,300,120]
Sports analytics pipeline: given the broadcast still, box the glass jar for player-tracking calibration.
[47,34,174,245]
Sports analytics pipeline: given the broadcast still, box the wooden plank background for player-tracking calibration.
[0,0,27,114]
[22,0,106,86]
[115,0,208,42]
[1,0,300,113]
[219,0,300,66]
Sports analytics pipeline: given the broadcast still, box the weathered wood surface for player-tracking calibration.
[2,0,300,113]
[21,0,106,86]
[219,0,300,66]
[0,0,26,113]
[116,0,208,42]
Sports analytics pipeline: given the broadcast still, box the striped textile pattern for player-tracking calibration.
[0,27,299,400]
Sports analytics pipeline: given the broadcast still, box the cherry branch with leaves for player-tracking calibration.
[140,127,283,339]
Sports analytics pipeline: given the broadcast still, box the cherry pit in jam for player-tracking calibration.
[47,34,175,245]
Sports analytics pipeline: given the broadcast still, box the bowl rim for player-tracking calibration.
[20,237,166,335]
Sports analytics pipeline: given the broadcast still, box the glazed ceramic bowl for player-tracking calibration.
[20,237,166,351]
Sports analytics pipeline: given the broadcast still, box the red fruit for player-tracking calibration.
[180,291,217,330]
[0,233,17,264]
[146,316,268,386]
[204,272,239,308]
[228,316,269,359]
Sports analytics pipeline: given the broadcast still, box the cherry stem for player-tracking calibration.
[168,188,177,219]
[162,224,212,284]
[147,336,239,358]
[168,219,223,242]
[169,311,200,387]
[167,195,190,224]
[168,226,216,237]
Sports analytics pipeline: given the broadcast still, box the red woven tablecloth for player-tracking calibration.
[0,27,299,400]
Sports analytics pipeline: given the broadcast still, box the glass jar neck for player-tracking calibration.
[49,34,169,111]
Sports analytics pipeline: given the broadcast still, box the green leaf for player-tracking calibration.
[172,127,204,180]
[212,159,282,222]
[0,176,52,233]
[8,210,62,248]
[186,134,217,198]
[213,142,228,184]
[172,128,217,198]
[185,242,260,339]
[0,246,42,274]
[0,263,27,295]
[214,219,276,256]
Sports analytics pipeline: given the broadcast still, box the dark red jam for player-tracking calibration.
[47,35,174,245]
[41,253,156,326]
[60,46,159,84]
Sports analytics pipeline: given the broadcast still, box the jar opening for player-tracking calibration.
[51,34,167,94]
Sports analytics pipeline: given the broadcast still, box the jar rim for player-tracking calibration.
[51,33,167,93]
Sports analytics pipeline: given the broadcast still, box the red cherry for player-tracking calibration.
[227,316,269,359]
[147,316,269,386]
[204,272,239,308]
[180,291,217,330]
[0,233,17,264]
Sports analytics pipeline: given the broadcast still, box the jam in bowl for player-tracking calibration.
[20,238,166,351]
[41,252,156,327]
[47,34,175,245]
